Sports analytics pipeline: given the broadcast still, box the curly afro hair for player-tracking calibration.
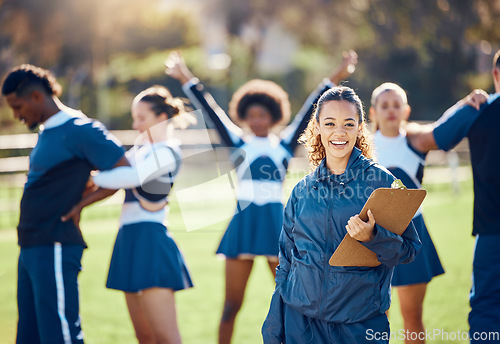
[228,79,291,126]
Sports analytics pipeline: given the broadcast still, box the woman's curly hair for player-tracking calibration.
[228,79,291,125]
[299,86,373,169]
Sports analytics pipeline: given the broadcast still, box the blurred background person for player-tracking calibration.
[407,49,498,344]
[63,86,195,344]
[370,82,445,344]
[2,64,127,344]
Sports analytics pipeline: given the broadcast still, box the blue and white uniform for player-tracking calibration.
[183,79,332,259]
[17,110,125,344]
[433,93,500,343]
[373,130,444,286]
[93,140,193,293]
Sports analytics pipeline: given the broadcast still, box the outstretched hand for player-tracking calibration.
[346,209,376,242]
[165,51,193,84]
[329,50,358,85]
[458,89,488,110]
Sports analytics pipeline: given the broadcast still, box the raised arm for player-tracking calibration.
[329,50,358,85]
[281,50,358,152]
[406,89,488,153]
[166,52,243,147]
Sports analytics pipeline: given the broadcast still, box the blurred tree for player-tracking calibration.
[353,0,472,119]
[0,0,200,131]
[0,0,499,134]
[209,0,499,121]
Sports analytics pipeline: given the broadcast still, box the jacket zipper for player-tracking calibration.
[318,180,346,319]
[318,178,336,318]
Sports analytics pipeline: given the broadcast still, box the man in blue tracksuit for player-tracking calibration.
[262,86,422,343]
[2,64,127,343]
[407,49,500,343]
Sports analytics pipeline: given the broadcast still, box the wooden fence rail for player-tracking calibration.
[0,128,472,229]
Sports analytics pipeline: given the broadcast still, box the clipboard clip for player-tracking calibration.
[391,179,407,189]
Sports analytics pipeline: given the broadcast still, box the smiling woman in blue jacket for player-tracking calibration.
[262,86,422,344]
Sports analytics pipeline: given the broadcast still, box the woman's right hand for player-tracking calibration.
[165,51,193,84]
[346,209,376,242]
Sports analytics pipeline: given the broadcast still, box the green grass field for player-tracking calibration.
[0,173,476,344]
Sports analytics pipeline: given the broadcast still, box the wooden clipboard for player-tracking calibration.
[329,188,427,267]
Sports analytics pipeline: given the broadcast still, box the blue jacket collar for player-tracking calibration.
[313,147,373,184]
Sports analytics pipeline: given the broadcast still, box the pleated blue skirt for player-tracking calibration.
[216,202,283,259]
[392,214,444,286]
[106,222,193,293]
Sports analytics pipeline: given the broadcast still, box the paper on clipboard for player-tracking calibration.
[329,187,427,267]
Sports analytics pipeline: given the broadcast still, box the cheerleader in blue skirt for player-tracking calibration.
[64,86,194,344]
[166,51,357,344]
[369,83,445,344]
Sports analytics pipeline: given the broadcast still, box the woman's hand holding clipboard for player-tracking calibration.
[329,180,427,267]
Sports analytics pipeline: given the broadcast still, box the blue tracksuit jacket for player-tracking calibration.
[263,148,422,342]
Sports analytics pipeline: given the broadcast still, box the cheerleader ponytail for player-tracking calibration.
[135,85,196,128]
